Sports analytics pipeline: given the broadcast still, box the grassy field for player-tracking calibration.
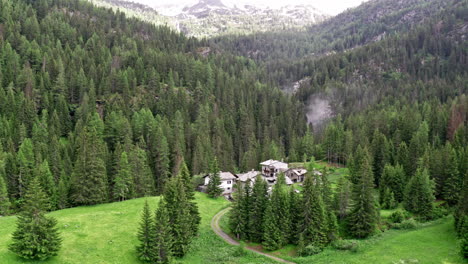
[0,193,278,264]
[220,212,465,264]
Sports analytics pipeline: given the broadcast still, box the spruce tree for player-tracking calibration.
[299,173,328,248]
[0,173,10,215]
[249,176,268,242]
[9,177,61,260]
[443,148,460,206]
[348,148,379,238]
[207,158,223,198]
[153,199,173,264]
[36,160,57,210]
[16,138,35,198]
[163,175,194,257]
[262,201,282,251]
[404,167,435,220]
[241,179,253,240]
[130,144,154,197]
[56,171,69,210]
[288,187,301,243]
[114,152,133,201]
[177,160,200,237]
[70,125,108,205]
[136,200,155,262]
[230,183,247,240]
[334,176,351,219]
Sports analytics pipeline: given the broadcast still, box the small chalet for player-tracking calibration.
[285,168,308,183]
[236,170,260,186]
[260,159,289,178]
[203,171,237,194]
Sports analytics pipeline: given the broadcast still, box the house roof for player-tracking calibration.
[260,159,288,169]
[287,168,308,176]
[236,170,260,182]
[285,176,293,185]
[203,171,237,181]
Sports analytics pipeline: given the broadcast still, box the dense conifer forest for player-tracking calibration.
[0,0,309,210]
[0,0,467,261]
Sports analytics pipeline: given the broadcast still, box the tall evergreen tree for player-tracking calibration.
[207,158,223,198]
[163,175,194,257]
[9,177,61,260]
[443,148,460,206]
[16,138,35,198]
[334,176,351,219]
[404,166,435,220]
[70,125,108,205]
[136,200,155,262]
[262,200,282,251]
[299,172,328,249]
[177,160,200,237]
[249,176,268,242]
[348,148,379,238]
[36,160,57,210]
[153,199,173,264]
[230,183,247,240]
[130,144,154,197]
[114,152,133,201]
[0,173,10,215]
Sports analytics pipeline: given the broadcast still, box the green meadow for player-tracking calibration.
[0,193,276,264]
[0,191,464,264]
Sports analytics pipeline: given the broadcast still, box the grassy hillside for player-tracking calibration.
[0,193,278,264]
[220,212,464,264]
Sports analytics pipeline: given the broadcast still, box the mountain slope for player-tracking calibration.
[90,0,328,37]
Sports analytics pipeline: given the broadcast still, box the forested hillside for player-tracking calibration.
[0,0,310,212]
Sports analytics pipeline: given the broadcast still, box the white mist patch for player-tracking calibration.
[306,97,333,127]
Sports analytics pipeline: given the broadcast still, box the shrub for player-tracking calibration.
[233,243,247,257]
[392,219,419,230]
[432,206,449,220]
[332,239,360,252]
[298,244,322,256]
[389,210,410,223]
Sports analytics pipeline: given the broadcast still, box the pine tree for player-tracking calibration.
[321,171,338,242]
[16,138,35,198]
[443,148,460,206]
[9,177,61,260]
[249,176,268,242]
[288,186,301,243]
[299,173,328,248]
[230,183,247,240]
[207,158,223,198]
[114,152,133,201]
[262,201,282,251]
[130,144,155,197]
[154,126,170,195]
[334,176,351,219]
[70,125,108,205]
[381,187,397,209]
[404,167,435,220]
[348,148,379,238]
[163,175,194,257]
[177,160,200,237]
[241,179,254,240]
[56,171,69,210]
[153,199,173,264]
[0,173,10,215]
[36,160,57,210]
[136,200,155,262]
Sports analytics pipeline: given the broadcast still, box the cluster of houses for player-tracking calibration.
[203,159,321,195]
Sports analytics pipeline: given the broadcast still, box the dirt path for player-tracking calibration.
[211,207,297,264]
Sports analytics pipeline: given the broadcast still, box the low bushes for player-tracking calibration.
[332,239,360,252]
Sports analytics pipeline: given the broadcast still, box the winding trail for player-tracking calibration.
[211,207,297,264]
